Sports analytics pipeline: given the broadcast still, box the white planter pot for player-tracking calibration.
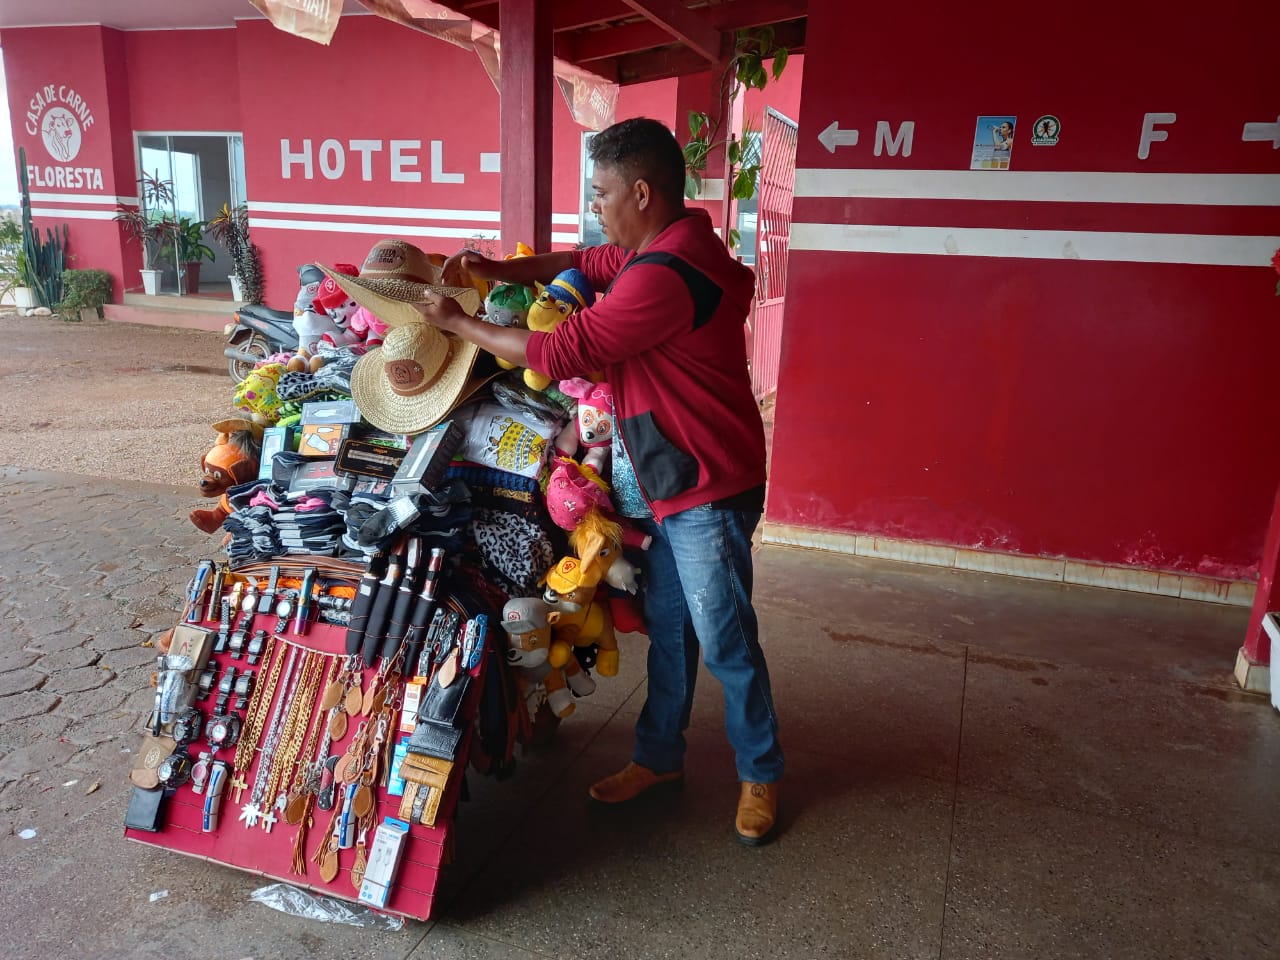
[229,275,244,301]
[14,286,37,314]
[140,269,162,296]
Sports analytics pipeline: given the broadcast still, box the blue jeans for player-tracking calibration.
[631,505,784,783]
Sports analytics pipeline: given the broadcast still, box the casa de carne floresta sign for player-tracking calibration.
[23,83,105,190]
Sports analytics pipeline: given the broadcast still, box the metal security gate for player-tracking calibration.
[749,107,798,401]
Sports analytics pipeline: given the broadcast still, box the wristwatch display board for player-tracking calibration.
[124,561,489,923]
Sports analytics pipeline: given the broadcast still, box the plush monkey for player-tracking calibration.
[189,418,263,534]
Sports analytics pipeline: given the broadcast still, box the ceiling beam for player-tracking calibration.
[569,21,678,62]
[551,0,633,31]
[612,17,805,84]
[619,0,721,61]
[707,0,807,30]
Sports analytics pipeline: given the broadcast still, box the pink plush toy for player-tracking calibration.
[559,377,614,473]
[545,456,651,551]
[347,306,387,347]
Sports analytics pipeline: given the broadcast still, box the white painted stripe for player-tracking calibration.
[29,208,119,221]
[794,169,1280,207]
[790,223,1280,267]
[250,217,580,245]
[248,200,579,225]
[695,178,726,201]
[30,192,135,205]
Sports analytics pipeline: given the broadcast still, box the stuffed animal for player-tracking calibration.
[482,282,536,328]
[347,306,387,347]
[189,418,263,533]
[499,596,596,719]
[559,377,615,473]
[293,264,340,352]
[497,268,595,391]
[541,522,626,677]
[312,266,365,349]
[544,457,651,551]
[233,362,286,424]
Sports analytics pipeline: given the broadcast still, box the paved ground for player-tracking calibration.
[1,316,1279,959]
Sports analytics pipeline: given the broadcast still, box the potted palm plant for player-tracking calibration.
[114,171,175,295]
[208,203,262,303]
[175,217,215,294]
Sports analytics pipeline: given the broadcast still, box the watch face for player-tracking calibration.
[210,720,229,743]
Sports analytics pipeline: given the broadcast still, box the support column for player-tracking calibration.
[1236,481,1279,691]
[499,0,553,255]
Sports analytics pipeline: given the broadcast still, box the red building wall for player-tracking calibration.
[773,0,1280,578]
[2,25,137,300]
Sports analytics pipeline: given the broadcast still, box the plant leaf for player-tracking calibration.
[772,47,789,80]
[684,172,702,201]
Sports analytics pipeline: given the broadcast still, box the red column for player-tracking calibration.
[1241,482,1280,667]
[499,0,553,255]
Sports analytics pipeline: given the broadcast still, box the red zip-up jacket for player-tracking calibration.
[526,208,766,521]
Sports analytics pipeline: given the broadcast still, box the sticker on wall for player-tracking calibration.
[970,115,1017,170]
[1031,115,1061,146]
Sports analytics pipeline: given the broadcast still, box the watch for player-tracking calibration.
[157,750,193,789]
[274,595,294,635]
[171,708,204,746]
[246,630,267,666]
[204,714,242,751]
[196,664,217,701]
[233,671,255,711]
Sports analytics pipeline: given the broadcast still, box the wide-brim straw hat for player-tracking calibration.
[317,238,482,326]
[350,321,481,435]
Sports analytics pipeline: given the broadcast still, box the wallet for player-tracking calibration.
[406,671,470,761]
[124,785,167,832]
[397,753,453,827]
[130,733,176,789]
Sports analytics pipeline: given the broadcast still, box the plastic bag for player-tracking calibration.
[249,883,404,931]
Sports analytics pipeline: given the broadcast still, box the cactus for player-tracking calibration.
[18,147,70,309]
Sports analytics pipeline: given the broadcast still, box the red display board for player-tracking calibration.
[124,600,485,923]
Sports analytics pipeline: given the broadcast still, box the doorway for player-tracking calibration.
[135,133,245,296]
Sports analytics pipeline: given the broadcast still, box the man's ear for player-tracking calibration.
[634,178,651,211]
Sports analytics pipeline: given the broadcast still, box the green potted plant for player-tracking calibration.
[174,216,215,294]
[113,171,175,295]
[208,203,262,302]
[55,268,113,321]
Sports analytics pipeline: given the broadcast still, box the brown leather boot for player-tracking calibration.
[735,781,779,845]
[588,762,683,803]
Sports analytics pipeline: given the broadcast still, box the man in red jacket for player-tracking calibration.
[421,117,784,844]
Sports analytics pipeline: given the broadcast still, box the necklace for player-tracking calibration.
[230,634,283,802]
[240,644,301,827]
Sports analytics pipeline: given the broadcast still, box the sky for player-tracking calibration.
[0,52,20,207]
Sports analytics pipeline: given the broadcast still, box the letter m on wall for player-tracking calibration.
[874,121,914,158]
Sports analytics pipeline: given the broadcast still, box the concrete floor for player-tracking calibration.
[2,462,1277,959]
[0,313,1277,958]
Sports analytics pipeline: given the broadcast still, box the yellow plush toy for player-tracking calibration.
[496,267,595,391]
[541,520,623,677]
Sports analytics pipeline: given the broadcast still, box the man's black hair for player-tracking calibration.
[588,117,686,205]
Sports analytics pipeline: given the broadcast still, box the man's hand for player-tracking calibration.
[415,293,469,333]
[441,249,502,287]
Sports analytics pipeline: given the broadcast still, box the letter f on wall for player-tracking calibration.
[1138,113,1176,160]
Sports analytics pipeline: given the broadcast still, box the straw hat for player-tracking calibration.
[350,321,480,434]
[317,239,482,325]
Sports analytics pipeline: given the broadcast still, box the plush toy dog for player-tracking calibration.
[497,268,594,392]
[293,264,340,352]
[499,596,596,719]
[189,418,263,533]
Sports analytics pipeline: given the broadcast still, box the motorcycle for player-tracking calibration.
[223,302,298,383]
[223,264,329,383]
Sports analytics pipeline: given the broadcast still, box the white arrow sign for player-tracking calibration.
[818,121,860,153]
[1241,118,1280,148]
